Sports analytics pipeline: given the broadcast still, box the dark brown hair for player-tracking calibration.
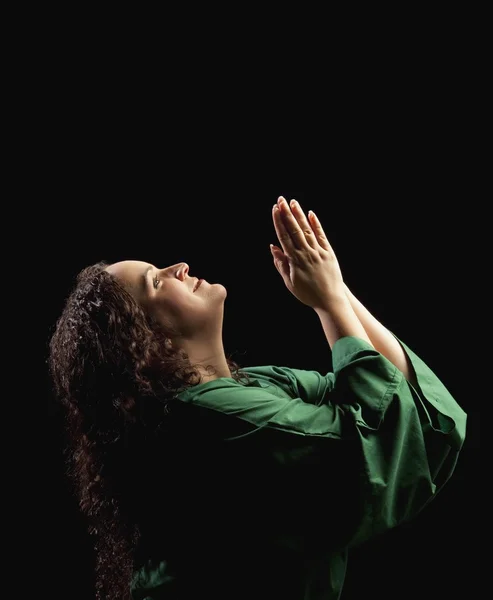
[47,261,250,599]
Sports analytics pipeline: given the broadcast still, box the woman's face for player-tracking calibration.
[105,260,227,338]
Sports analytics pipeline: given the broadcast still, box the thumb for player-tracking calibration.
[270,243,280,263]
[270,244,287,273]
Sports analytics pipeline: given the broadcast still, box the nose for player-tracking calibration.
[160,263,189,279]
[177,263,189,277]
[170,263,189,280]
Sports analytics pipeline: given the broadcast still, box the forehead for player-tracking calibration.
[106,260,151,294]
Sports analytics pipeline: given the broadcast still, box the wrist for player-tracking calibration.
[313,292,349,315]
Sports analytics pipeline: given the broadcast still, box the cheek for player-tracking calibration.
[159,293,198,318]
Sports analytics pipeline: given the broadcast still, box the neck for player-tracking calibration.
[178,336,232,384]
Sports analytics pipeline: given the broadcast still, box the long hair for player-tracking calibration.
[47,260,250,599]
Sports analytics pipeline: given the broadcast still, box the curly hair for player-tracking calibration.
[47,260,250,599]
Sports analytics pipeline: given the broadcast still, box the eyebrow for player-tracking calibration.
[142,265,153,289]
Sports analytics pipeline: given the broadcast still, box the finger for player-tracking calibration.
[273,199,296,257]
[288,199,319,250]
[308,210,333,252]
[276,196,310,252]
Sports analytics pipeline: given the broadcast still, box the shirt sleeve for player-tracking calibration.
[174,334,467,551]
[327,333,466,548]
[243,364,336,407]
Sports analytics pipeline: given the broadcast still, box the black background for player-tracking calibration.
[22,23,482,600]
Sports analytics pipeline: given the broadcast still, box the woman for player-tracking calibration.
[48,196,466,600]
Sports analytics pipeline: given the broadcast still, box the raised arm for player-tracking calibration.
[270,197,414,386]
[270,197,374,349]
[313,293,375,349]
[343,283,418,387]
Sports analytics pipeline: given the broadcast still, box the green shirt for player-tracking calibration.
[130,333,466,600]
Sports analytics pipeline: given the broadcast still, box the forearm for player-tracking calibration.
[344,284,417,386]
[314,295,375,350]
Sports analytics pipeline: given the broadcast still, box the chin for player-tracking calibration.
[214,283,227,298]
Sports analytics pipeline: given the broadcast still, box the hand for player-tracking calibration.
[271,196,345,310]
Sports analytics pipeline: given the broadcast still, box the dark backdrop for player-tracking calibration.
[26,40,480,599]
[39,168,478,599]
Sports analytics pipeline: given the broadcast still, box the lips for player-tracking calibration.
[193,279,203,292]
